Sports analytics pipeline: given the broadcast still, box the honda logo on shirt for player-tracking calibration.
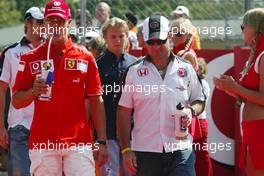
[137,68,149,77]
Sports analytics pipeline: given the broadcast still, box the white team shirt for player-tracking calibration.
[0,37,34,130]
[119,54,205,153]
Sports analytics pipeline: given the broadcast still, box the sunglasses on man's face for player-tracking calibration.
[146,39,167,46]
[173,33,184,37]
[36,19,44,25]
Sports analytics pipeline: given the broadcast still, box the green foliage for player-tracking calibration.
[83,0,245,20]
[12,0,47,19]
[0,0,21,28]
[0,0,260,28]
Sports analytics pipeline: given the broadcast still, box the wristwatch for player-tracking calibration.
[189,107,197,117]
[96,140,107,146]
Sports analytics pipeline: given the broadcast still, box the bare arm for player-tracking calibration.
[190,100,205,116]
[116,105,133,149]
[12,89,36,109]
[214,55,264,106]
[88,95,108,167]
[236,57,264,105]
[184,53,197,69]
[116,105,137,174]
[12,78,47,109]
[88,95,107,141]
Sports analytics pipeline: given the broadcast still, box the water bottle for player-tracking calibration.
[174,103,188,140]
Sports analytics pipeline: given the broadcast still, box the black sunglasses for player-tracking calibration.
[240,24,244,31]
[36,19,44,25]
[146,39,167,46]
[173,33,184,37]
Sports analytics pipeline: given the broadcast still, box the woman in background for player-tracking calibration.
[170,17,198,71]
[214,8,264,176]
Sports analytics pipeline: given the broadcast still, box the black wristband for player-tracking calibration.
[96,140,107,145]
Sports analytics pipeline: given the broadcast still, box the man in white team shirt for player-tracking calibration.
[0,7,43,176]
[117,15,205,176]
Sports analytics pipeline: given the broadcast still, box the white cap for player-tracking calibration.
[142,15,170,42]
[85,31,100,38]
[171,6,190,17]
[24,7,44,20]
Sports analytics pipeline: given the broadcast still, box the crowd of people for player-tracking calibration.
[0,0,263,176]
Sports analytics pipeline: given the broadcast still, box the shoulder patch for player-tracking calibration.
[18,61,26,72]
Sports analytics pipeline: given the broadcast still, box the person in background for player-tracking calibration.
[194,57,213,176]
[75,9,97,44]
[214,8,264,176]
[75,9,93,28]
[134,24,147,57]
[12,1,108,175]
[0,7,44,176]
[96,17,137,176]
[86,37,106,58]
[171,5,200,50]
[170,17,199,71]
[124,12,139,50]
[95,2,111,29]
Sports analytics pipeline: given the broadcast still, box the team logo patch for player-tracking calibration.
[177,68,187,77]
[29,61,41,74]
[65,59,77,70]
[137,68,149,77]
[54,1,61,6]
[150,21,159,29]
[41,60,53,71]
[18,61,26,72]
[65,58,88,73]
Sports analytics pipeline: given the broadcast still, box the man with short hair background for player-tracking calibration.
[0,7,44,176]
[95,2,111,29]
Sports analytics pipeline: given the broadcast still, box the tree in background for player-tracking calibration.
[0,0,80,28]
[0,0,21,28]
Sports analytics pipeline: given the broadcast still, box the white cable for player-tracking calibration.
[47,35,53,62]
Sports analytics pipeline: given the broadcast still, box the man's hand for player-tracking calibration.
[172,108,192,128]
[94,143,108,167]
[0,127,8,149]
[32,77,49,97]
[122,151,137,175]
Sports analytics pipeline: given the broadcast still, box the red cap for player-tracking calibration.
[44,0,71,19]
